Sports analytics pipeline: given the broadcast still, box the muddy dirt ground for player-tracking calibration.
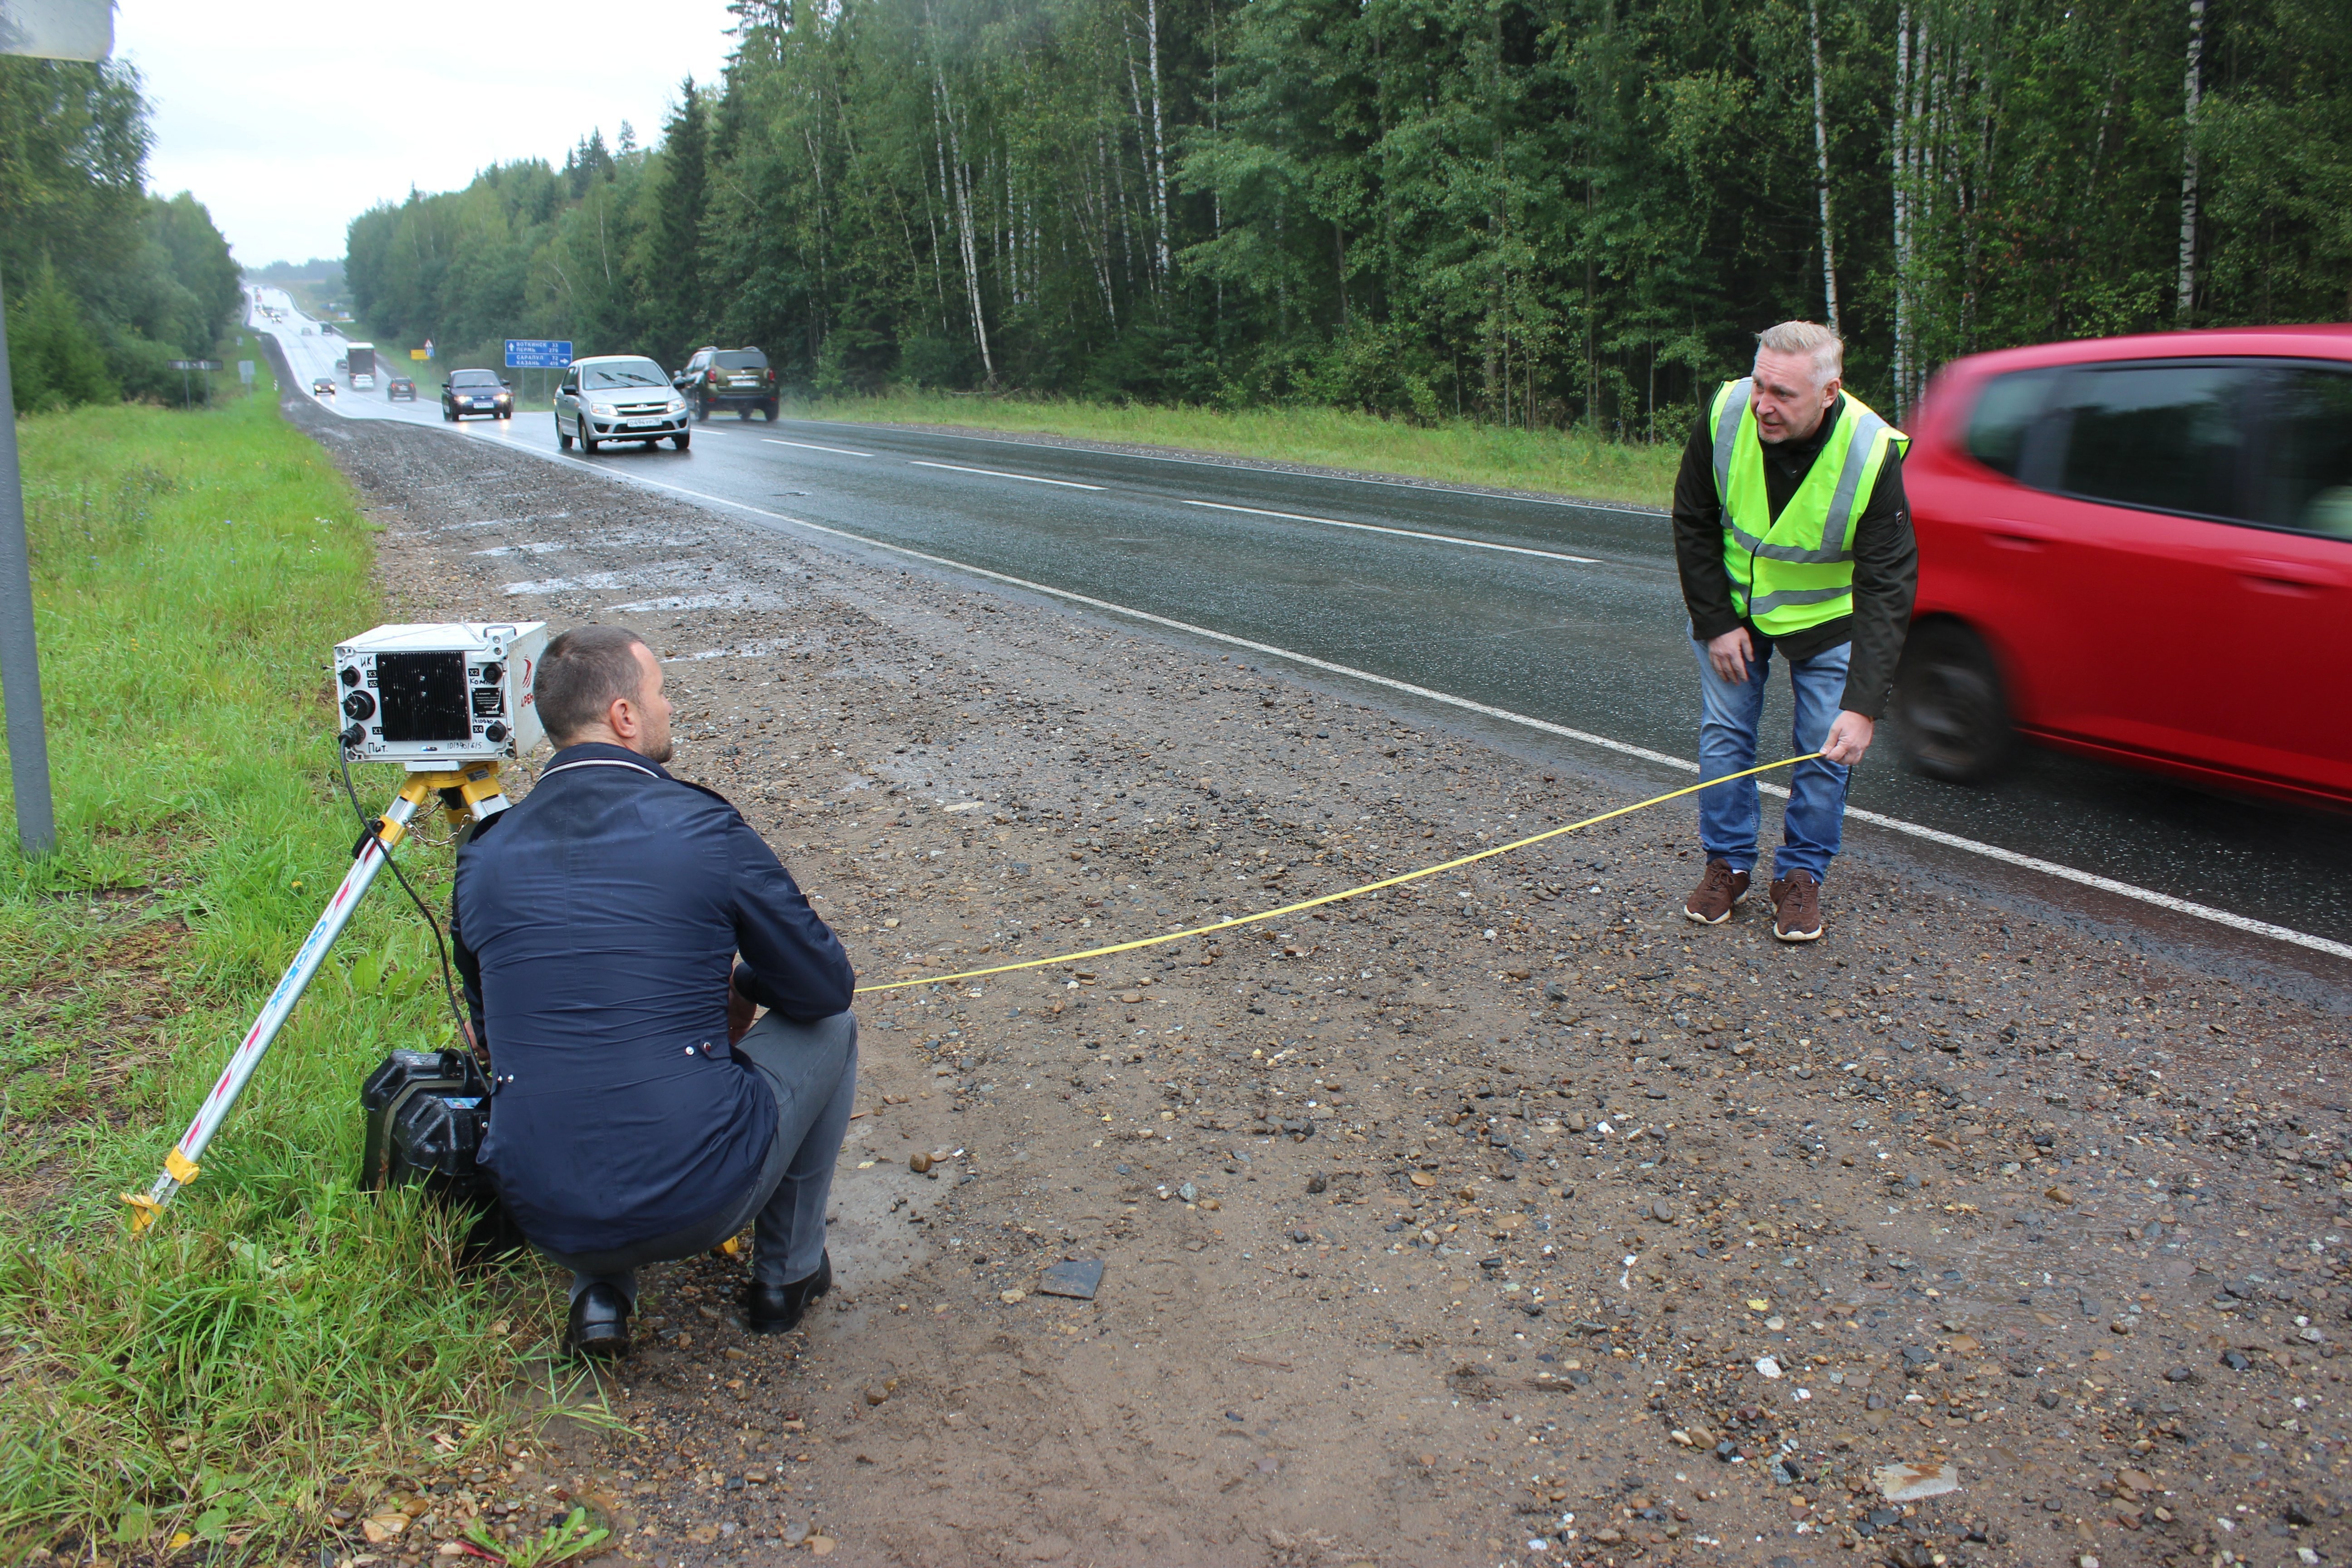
[299,400,2351,1568]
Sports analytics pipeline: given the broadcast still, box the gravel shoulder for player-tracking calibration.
[299,396,2352,1568]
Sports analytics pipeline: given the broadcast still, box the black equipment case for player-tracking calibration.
[360,1049,523,1259]
[360,1048,491,1196]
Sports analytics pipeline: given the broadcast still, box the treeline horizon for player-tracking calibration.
[0,59,243,413]
[345,0,2348,434]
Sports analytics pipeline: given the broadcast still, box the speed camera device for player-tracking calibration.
[126,621,551,1235]
[334,622,548,764]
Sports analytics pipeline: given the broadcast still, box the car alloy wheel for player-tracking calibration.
[578,415,599,455]
[672,430,691,451]
[1894,620,2016,783]
[557,413,572,451]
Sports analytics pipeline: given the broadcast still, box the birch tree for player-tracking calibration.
[1808,0,1840,335]
[2174,0,2205,319]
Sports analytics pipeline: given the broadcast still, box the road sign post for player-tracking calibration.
[506,342,571,416]
[0,0,114,858]
[0,265,56,857]
[504,340,573,369]
[167,359,222,410]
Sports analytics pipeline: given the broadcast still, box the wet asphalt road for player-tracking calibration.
[255,295,2352,976]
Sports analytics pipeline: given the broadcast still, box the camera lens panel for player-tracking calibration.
[373,652,471,742]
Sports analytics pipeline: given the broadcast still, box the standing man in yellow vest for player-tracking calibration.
[1672,322,1916,941]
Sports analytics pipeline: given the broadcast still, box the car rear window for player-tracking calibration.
[715,350,767,370]
[2259,367,2352,538]
[2053,362,2260,521]
[582,359,669,390]
[1964,368,2060,477]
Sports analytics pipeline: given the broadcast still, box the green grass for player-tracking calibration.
[0,349,564,1557]
[781,389,1684,510]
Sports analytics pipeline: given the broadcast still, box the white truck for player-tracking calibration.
[346,342,377,390]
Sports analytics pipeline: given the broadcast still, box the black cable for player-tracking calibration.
[338,749,474,1049]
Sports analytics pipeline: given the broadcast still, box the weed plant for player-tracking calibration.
[779,389,1685,510]
[0,344,558,1557]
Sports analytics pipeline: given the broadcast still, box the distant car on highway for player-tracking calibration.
[556,355,690,454]
[310,377,336,398]
[334,356,349,374]
[387,377,417,402]
[676,346,777,421]
[1897,324,2352,810]
[440,368,513,421]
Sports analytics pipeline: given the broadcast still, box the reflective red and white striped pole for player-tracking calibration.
[122,784,429,1231]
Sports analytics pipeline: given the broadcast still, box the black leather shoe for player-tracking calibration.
[564,1282,632,1361]
[744,1250,833,1335]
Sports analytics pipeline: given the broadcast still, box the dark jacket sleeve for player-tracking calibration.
[725,812,857,1020]
[1671,414,1741,642]
[449,872,488,1055]
[1840,451,1919,719]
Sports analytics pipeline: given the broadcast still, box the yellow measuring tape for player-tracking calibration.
[853,753,1819,995]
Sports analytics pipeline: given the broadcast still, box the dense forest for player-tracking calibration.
[0,58,243,412]
[345,0,2349,432]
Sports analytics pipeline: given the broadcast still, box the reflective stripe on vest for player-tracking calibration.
[1708,378,1906,632]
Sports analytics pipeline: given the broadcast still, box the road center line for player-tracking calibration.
[774,417,1665,518]
[424,436,2352,965]
[907,460,1103,490]
[764,437,875,457]
[1181,498,1600,564]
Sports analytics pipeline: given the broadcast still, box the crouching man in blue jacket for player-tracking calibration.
[451,624,857,1359]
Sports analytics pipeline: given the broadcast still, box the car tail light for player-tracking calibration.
[708,370,721,385]
[764,368,775,383]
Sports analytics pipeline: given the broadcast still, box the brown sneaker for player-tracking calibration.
[1683,858,1751,925]
[1770,870,1823,942]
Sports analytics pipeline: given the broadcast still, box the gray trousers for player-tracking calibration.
[539,1010,858,1304]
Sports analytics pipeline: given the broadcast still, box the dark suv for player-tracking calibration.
[675,346,777,421]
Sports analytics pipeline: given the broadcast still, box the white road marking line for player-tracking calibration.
[1180,498,1600,564]
[907,460,1103,491]
[774,419,1664,517]
[764,437,875,457]
[611,592,752,613]
[503,571,628,595]
[421,432,2352,965]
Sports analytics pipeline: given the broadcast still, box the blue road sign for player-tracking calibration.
[505,339,573,369]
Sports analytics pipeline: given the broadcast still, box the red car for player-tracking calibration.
[1895,325,2352,811]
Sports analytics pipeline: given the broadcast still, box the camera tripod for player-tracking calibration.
[122,760,511,1233]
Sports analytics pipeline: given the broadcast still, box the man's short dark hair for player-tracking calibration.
[536,625,649,743]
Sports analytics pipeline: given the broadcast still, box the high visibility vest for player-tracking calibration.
[1708,378,1907,636]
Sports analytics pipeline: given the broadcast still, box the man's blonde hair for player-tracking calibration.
[1754,321,1844,388]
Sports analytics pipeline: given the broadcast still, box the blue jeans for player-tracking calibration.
[1690,630,1852,884]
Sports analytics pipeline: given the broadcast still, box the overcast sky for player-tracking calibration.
[119,0,740,270]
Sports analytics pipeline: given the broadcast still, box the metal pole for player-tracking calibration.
[0,263,58,857]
